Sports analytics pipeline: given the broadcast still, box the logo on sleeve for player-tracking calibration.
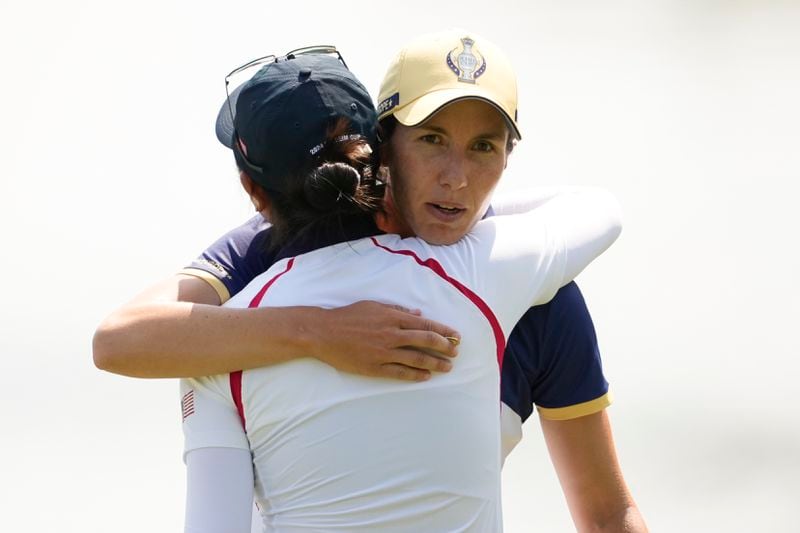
[196,258,232,280]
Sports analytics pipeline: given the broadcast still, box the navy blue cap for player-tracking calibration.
[215,54,377,193]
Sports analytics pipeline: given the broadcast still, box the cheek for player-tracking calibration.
[474,165,504,199]
[394,168,424,203]
[389,171,416,218]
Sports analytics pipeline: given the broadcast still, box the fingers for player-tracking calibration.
[356,301,461,355]
[387,304,422,316]
[354,301,460,340]
[327,301,461,381]
[445,336,460,346]
[396,329,460,358]
[378,363,432,382]
[390,348,454,373]
[396,315,460,345]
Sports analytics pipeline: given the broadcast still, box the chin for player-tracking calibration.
[417,227,464,246]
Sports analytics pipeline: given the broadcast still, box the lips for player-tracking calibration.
[426,202,466,222]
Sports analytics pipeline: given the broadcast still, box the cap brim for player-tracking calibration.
[392,88,521,140]
[215,85,244,149]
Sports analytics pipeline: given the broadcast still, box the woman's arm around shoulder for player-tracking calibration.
[93,274,461,380]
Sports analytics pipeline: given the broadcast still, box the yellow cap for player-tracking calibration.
[377,29,520,139]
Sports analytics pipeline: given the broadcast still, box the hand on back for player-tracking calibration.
[311,301,460,382]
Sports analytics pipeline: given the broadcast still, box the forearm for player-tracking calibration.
[575,504,648,533]
[539,187,622,284]
[556,188,622,284]
[492,186,622,287]
[185,447,254,533]
[93,302,320,378]
[94,275,460,380]
[541,412,647,533]
[491,186,584,216]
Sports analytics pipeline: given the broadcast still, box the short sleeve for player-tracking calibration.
[500,282,611,423]
[180,377,250,460]
[179,215,276,303]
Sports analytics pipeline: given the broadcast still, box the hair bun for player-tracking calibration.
[304,162,361,211]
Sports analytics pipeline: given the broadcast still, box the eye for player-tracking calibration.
[419,134,442,145]
[473,140,495,152]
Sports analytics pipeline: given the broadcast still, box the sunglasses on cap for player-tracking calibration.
[224,45,349,146]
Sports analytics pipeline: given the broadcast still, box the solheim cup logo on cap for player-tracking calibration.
[446,37,486,84]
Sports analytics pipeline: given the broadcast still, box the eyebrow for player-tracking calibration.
[417,124,507,141]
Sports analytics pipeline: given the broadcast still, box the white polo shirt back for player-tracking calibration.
[182,189,621,532]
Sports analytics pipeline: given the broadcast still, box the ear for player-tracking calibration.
[377,141,393,186]
[378,136,392,169]
[239,172,271,215]
[504,137,517,170]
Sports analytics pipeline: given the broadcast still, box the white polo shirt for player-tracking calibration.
[181,188,621,532]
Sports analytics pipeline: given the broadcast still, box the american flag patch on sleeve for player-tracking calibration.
[181,390,195,421]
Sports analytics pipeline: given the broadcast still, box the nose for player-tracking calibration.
[438,150,468,190]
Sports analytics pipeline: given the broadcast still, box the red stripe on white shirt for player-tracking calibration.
[229,257,297,429]
[369,237,506,370]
